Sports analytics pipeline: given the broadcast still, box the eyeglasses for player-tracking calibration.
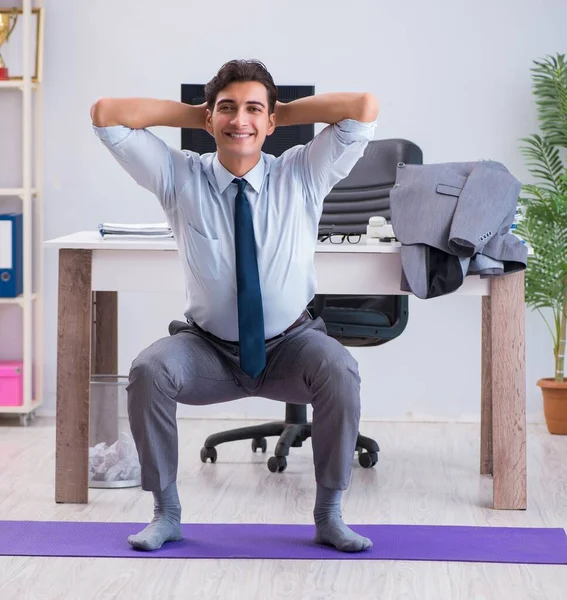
[318,226,362,244]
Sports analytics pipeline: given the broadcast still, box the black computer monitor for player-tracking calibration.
[181,84,315,156]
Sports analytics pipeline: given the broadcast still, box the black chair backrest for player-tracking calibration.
[310,139,422,347]
[319,138,423,234]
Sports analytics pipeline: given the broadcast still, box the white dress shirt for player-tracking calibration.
[93,118,376,341]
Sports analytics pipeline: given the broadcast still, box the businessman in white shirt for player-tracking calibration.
[91,59,378,553]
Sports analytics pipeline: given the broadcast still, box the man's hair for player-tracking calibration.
[204,59,278,114]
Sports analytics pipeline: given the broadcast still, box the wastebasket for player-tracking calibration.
[89,375,141,488]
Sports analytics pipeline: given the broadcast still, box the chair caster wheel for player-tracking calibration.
[251,438,267,453]
[267,456,287,473]
[358,451,378,468]
[200,446,217,463]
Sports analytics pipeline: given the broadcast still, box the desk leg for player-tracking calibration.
[481,297,493,475]
[90,292,119,445]
[55,249,92,504]
[491,271,527,510]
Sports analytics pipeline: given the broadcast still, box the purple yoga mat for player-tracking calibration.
[1,521,566,564]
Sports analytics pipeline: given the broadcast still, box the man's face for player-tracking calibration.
[205,80,275,161]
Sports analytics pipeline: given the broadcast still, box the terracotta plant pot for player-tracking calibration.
[537,378,567,435]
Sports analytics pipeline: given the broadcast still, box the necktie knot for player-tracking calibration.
[233,178,247,194]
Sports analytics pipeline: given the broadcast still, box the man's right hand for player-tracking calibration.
[90,98,207,130]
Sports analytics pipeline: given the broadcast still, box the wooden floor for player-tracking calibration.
[0,417,566,600]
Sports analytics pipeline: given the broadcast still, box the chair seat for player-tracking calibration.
[320,307,391,327]
[307,294,406,347]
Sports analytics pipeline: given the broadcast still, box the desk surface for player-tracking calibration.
[45,230,494,296]
[44,231,402,253]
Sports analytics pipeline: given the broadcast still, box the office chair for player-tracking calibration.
[200,139,424,473]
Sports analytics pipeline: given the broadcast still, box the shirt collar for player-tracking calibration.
[213,153,265,194]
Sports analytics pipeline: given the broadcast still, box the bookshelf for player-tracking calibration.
[0,2,44,425]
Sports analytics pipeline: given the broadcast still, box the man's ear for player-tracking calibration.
[266,112,276,136]
[205,108,213,134]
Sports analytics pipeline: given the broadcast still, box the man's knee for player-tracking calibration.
[127,340,179,399]
[306,334,361,392]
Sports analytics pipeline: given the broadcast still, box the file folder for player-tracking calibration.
[0,213,23,298]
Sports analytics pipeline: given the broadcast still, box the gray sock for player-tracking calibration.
[128,481,183,551]
[313,483,372,552]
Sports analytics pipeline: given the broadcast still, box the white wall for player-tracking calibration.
[3,0,563,421]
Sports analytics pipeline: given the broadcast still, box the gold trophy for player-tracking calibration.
[0,9,19,80]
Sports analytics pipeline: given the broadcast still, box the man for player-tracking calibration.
[91,59,378,553]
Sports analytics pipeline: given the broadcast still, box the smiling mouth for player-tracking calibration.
[225,132,254,140]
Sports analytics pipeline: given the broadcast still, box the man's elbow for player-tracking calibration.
[357,93,379,123]
[90,98,115,127]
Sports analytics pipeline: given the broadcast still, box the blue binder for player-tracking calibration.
[0,213,23,298]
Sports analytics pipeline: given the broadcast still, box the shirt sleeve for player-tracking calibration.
[292,118,376,204]
[92,124,195,211]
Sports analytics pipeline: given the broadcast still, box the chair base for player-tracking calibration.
[200,404,379,473]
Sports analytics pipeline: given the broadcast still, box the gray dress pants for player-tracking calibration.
[126,313,361,492]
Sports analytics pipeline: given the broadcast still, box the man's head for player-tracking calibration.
[204,60,278,169]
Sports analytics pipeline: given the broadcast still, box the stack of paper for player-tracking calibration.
[98,222,173,239]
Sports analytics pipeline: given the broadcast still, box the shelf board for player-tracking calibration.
[0,398,43,414]
[0,80,39,90]
[0,293,38,306]
[0,188,38,197]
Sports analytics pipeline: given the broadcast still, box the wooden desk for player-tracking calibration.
[45,231,526,510]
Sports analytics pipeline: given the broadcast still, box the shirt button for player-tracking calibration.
[397,162,406,168]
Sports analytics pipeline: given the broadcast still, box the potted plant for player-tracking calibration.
[516,53,567,434]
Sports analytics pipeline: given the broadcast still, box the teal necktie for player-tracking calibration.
[234,178,266,377]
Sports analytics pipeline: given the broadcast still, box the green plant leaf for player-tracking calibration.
[530,54,567,148]
[519,135,566,195]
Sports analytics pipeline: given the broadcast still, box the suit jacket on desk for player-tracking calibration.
[389,160,528,299]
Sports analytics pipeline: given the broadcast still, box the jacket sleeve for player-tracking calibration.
[448,161,522,257]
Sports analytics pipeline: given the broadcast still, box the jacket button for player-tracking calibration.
[397,162,405,168]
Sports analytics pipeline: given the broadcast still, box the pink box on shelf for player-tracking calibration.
[0,361,23,406]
